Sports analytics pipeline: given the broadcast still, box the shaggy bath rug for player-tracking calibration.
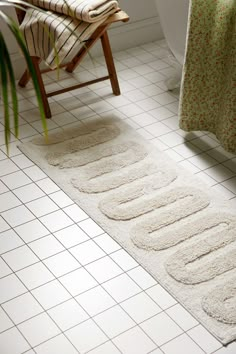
[19,117,236,345]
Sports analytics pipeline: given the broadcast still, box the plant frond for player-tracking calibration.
[0,31,19,139]
[0,10,48,141]
[0,31,11,153]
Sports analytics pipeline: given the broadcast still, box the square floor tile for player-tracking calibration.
[29,235,65,260]
[35,333,78,354]
[26,196,59,217]
[13,183,45,203]
[121,292,162,323]
[1,171,31,189]
[70,240,105,265]
[1,205,35,227]
[0,274,27,304]
[0,327,30,354]
[0,142,20,158]
[159,132,185,148]
[53,224,89,248]
[166,304,198,331]
[136,98,161,111]
[113,326,156,354]
[153,92,177,105]
[65,319,108,353]
[60,268,98,296]
[146,285,177,309]
[188,153,218,170]
[17,262,54,290]
[140,312,183,346]
[88,341,121,354]
[44,250,80,277]
[63,204,88,222]
[140,84,164,97]
[48,298,89,331]
[222,176,236,194]
[3,292,43,324]
[0,192,21,212]
[14,219,50,243]
[173,142,201,159]
[145,122,171,136]
[0,217,10,233]
[0,307,13,332]
[36,178,60,194]
[178,160,200,174]
[146,349,163,354]
[40,210,74,232]
[24,166,47,181]
[118,103,144,118]
[0,180,8,194]
[110,249,138,271]
[94,233,121,254]
[18,312,61,347]
[85,256,123,284]
[49,190,74,208]
[0,257,12,278]
[78,218,104,238]
[32,279,71,309]
[161,333,204,354]
[94,305,135,338]
[0,159,19,177]
[188,325,222,353]
[2,245,39,271]
[76,285,115,316]
[213,342,236,354]
[211,183,235,200]
[148,107,174,121]
[205,165,234,182]
[0,229,23,254]
[131,112,157,127]
[103,273,141,302]
[11,154,34,169]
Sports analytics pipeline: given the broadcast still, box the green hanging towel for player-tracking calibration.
[179,0,236,153]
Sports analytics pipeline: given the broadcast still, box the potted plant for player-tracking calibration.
[0,0,51,152]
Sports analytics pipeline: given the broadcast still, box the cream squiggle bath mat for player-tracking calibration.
[19,117,236,345]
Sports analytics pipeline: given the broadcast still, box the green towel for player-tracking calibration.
[179,0,236,153]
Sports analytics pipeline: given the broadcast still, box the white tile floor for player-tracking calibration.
[0,39,236,354]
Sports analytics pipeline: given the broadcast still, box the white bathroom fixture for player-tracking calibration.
[155,0,189,89]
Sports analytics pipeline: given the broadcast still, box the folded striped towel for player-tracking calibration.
[20,0,119,68]
[20,8,105,68]
[25,0,119,23]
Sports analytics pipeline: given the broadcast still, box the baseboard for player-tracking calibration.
[90,16,164,56]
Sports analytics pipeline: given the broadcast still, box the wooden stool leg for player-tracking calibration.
[31,57,52,118]
[18,68,31,87]
[66,26,108,73]
[100,31,120,95]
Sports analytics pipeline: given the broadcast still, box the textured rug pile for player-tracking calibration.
[19,117,236,345]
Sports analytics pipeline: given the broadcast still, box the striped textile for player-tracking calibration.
[20,9,105,68]
[20,0,119,68]
[25,0,119,23]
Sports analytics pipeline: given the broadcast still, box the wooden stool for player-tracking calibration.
[17,9,129,118]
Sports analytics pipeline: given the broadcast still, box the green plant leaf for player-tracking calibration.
[0,31,11,154]
[0,31,19,139]
[0,10,48,140]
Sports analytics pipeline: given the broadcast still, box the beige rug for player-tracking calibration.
[19,117,236,345]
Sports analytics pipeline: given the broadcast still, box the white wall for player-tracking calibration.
[0,1,163,78]
[92,0,164,55]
